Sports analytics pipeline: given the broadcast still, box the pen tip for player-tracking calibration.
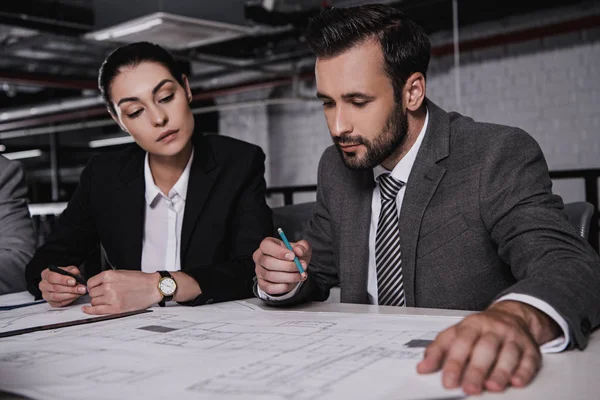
[277,228,283,233]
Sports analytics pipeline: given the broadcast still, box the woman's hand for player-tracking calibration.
[39,266,86,307]
[82,270,162,315]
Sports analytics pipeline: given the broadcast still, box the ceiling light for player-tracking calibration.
[3,149,42,160]
[84,12,254,50]
[92,18,163,41]
[89,136,134,148]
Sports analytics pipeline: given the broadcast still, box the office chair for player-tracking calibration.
[271,201,316,242]
[563,201,595,240]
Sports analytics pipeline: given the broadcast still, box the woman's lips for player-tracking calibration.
[156,129,179,143]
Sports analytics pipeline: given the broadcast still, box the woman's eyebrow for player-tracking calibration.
[117,79,174,106]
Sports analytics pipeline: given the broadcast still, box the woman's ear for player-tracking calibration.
[109,108,128,133]
[182,75,192,103]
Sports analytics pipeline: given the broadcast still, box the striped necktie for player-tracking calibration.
[375,173,406,306]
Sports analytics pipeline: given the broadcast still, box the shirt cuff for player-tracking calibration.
[256,281,304,301]
[495,293,570,353]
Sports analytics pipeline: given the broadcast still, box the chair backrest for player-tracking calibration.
[563,201,595,240]
[271,201,316,242]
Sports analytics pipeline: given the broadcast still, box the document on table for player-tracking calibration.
[0,291,45,310]
[0,303,466,400]
[0,294,150,338]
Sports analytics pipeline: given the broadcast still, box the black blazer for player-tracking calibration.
[26,134,273,305]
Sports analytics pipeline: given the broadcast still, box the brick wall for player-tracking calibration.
[427,29,600,203]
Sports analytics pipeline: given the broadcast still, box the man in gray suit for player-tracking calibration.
[0,155,36,294]
[253,4,600,396]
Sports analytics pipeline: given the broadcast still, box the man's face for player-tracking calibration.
[316,39,408,170]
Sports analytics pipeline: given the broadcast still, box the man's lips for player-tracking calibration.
[156,129,178,142]
[339,143,362,152]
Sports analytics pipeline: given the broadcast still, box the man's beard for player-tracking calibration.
[333,104,408,170]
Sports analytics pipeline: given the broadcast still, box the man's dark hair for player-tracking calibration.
[98,41,185,115]
[305,4,431,102]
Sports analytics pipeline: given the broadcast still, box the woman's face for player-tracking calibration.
[109,61,194,157]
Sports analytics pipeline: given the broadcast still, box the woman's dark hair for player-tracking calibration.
[98,41,185,115]
[305,5,431,103]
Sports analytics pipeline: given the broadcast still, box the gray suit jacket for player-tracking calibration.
[262,99,600,350]
[0,155,35,294]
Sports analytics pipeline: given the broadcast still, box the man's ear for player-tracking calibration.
[109,109,128,133]
[404,72,426,112]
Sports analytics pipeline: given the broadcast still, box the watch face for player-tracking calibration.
[159,277,176,296]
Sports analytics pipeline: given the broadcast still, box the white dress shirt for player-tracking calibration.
[141,149,194,274]
[259,110,569,351]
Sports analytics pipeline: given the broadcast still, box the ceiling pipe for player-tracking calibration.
[0,96,103,122]
[0,72,316,139]
[0,119,115,140]
[0,107,107,133]
[0,51,315,127]
[189,49,312,72]
[0,68,315,134]
[0,11,597,132]
[0,97,319,140]
[0,71,98,90]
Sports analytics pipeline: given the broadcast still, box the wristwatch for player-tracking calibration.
[157,270,177,307]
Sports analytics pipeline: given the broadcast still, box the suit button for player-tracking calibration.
[580,318,591,335]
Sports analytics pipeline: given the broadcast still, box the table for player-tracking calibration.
[1,297,598,399]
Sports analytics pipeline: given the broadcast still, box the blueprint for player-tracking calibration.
[0,300,466,400]
[0,295,263,337]
[0,296,95,335]
[0,291,40,307]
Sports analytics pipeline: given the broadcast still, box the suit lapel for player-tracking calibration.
[181,135,218,262]
[399,100,450,306]
[112,149,145,270]
[340,169,374,304]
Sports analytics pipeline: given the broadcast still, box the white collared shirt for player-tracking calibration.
[141,149,194,273]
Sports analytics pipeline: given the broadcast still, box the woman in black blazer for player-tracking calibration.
[25,42,273,314]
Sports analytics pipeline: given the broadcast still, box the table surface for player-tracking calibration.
[2,297,599,399]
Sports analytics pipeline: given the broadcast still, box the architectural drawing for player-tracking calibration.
[0,304,465,400]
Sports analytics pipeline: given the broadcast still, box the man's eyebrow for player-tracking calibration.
[316,92,331,99]
[341,92,375,101]
[116,79,174,107]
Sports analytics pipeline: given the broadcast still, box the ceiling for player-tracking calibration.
[0,0,596,201]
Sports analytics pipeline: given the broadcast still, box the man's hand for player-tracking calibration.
[417,300,561,395]
[82,270,162,315]
[39,266,86,307]
[253,237,312,295]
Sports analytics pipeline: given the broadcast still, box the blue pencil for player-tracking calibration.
[277,228,306,276]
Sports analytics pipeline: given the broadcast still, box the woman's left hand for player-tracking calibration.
[83,270,162,315]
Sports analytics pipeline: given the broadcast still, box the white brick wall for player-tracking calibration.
[428,28,600,203]
[267,84,329,205]
[216,7,600,205]
[217,89,272,187]
[217,83,328,207]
